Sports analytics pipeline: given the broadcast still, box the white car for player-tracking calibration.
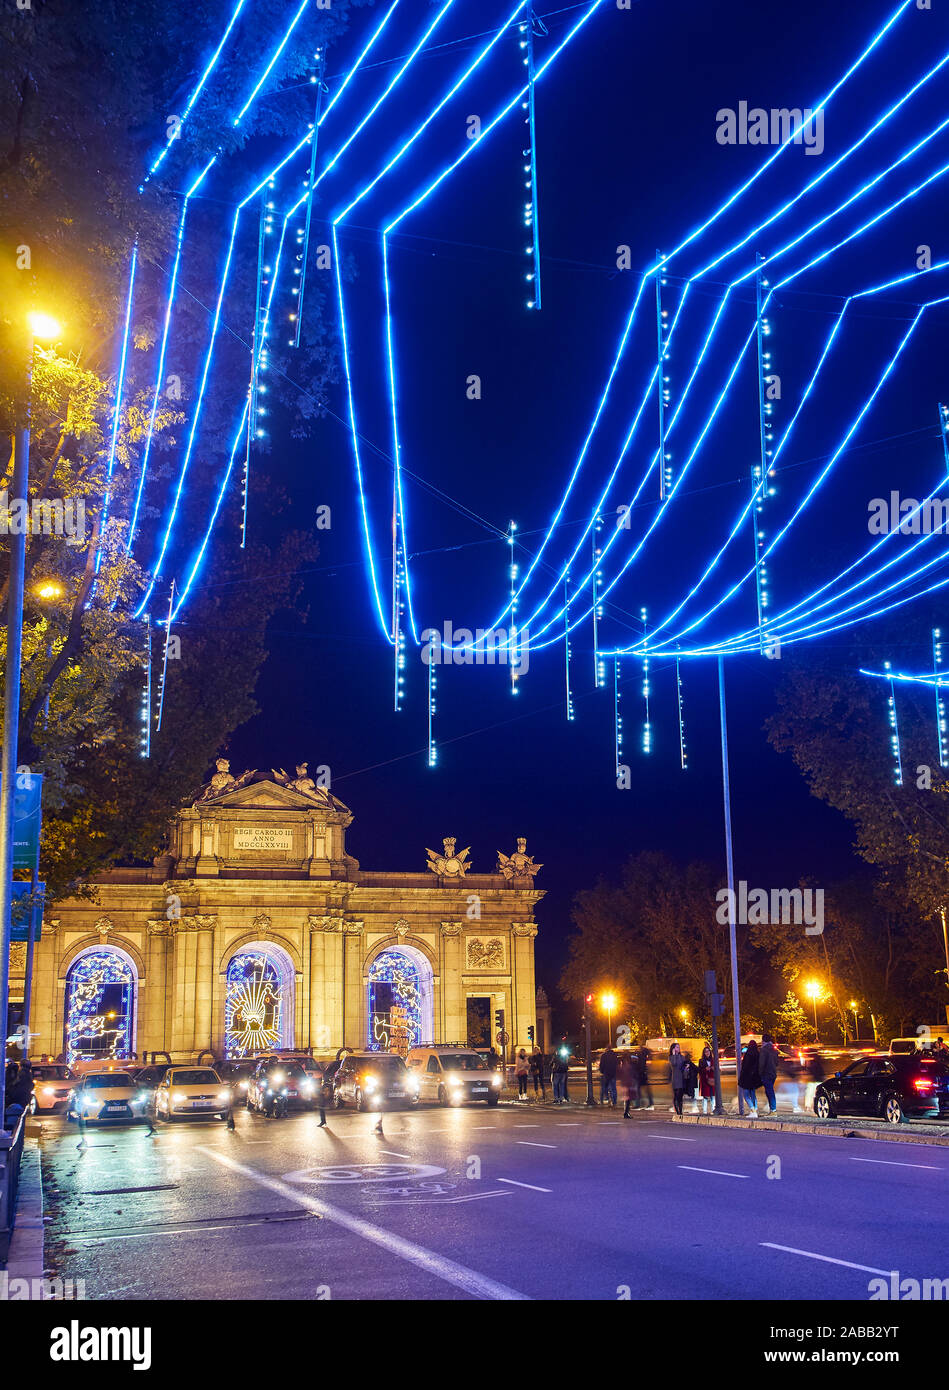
[29,1064,77,1113]
[154,1067,231,1121]
[405,1047,502,1106]
[66,1071,152,1125]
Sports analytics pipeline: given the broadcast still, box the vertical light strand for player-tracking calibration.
[939,403,949,478]
[641,606,651,753]
[393,543,406,712]
[564,575,574,721]
[613,656,623,777]
[155,580,176,733]
[676,645,687,770]
[427,653,437,768]
[934,628,948,768]
[592,514,605,687]
[508,521,520,694]
[885,660,903,786]
[293,47,327,349]
[141,616,152,759]
[243,192,270,548]
[752,250,773,648]
[97,242,138,576]
[656,253,671,498]
[520,9,545,310]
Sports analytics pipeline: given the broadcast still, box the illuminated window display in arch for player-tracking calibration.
[367,946,434,1054]
[224,943,295,1058]
[64,947,137,1063]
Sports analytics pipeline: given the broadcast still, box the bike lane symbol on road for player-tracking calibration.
[282,1162,446,1185]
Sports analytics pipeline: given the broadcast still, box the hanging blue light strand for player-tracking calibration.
[641,607,651,754]
[141,615,152,759]
[243,192,270,549]
[564,576,574,721]
[508,522,520,695]
[393,542,406,713]
[427,656,437,769]
[676,647,687,770]
[934,628,948,769]
[592,514,605,687]
[886,661,903,786]
[97,242,138,578]
[940,403,949,478]
[752,252,773,647]
[232,0,311,128]
[613,656,623,778]
[656,253,671,498]
[155,580,176,733]
[521,8,546,310]
[293,47,327,349]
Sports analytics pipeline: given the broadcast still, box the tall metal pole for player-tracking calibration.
[718,655,744,1115]
[0,333,33,1131]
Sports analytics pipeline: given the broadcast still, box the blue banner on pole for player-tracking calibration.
[12,771,43,870]
[11,881,44,942]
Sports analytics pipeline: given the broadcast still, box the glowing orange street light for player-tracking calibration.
[28,312,62,342]
[804,979,823,1039]
[34,579,65,602]
[600,992,617,1046]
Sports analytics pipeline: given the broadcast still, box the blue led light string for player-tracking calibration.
[155,580,176,732]
[564,575,574,721]
[293,47,327,350]
[886,661,904,786]
[97,242,138,578]
[427,654,437,768]
[508,522,520,694]
[752,252,772,647]
[656,253,670,498]
[613,656,623,778]
[233,0,311,128]
[521,8,546,310]
[592,514,604,687]
[940,404,949,478]
[640,607,651,754]
[676,647,687,770]
[243,191,270,548]
[142,0,247,187]
[141,615,152,759]
[934,629,948,769]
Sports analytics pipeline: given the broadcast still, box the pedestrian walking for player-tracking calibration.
[617,1050,637,1118]
[529,1047,547,1101]
[698,1043,716,1115]
[598,1044,618,1107]
[738,1037,761,1117]
[514,1048,530,1101]
[635,1043,654,1109]
[551,1049,569,1104]
[669,1042,686,1116]
[803,1050,825,1113]
[759,1033,779,1114]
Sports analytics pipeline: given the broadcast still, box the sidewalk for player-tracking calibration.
[1,1136,45,1279]
[668,1106,949,1146]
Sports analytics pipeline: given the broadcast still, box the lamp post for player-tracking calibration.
[0,312,60,1132]
[804,979,822,1042]
[601,992,616,1047]
[849,1000,859,1044]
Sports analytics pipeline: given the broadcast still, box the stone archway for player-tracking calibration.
[223,940,295,1057]
[365,944,434,1053]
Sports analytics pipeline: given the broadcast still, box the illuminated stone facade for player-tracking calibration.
[21,779,543,1063]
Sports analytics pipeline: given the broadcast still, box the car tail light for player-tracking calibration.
[913,1077,934,1092]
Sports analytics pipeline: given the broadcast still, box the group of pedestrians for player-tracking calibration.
[737,1034,780,1117]
[668,1042,719,1116]
[514,1046,552,1100]
[599,1044,655,1116]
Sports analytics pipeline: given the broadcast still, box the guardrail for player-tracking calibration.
[0,1112,26,1263]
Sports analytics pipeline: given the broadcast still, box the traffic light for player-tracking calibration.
[494,1008,504,1031]
[527,1025,535,1043]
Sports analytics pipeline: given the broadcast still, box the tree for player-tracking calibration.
[772,990,814,1045]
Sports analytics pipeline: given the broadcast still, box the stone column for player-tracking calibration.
[342,923,364,1050]
[195,922,214,1056]
[145,922,170,1055]
[439,923,463,1045]
[512,921,538,1051]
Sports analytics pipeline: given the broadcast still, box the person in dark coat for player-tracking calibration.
[598,1045,618,1107]
[529,1047,547,1101]
[5,1061,33,1120]
[669,1043,686,1115]
[551,1048,569,1104]
[738,1038,761,1117]
[698,1044,716,1115]
[759,1033,779,1114]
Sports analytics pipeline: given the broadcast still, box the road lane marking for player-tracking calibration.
[646,1134,695,1142]
[497,1178,551,1193]
[514,1124,540,1128]
[761,1243,890,1275]
[850,1156,942,1171]
[678,1165,748,1179]
[378,1150,412,1159]
[515,1141,556,1148]
[556,1123,581,1126]
[199,1148,529,1300]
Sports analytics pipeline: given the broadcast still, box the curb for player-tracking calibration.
[669,1112,949,1146]
[2,1137,45,1280]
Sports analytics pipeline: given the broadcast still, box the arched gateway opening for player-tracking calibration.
[224,942,295,1057]
[366,946,434,1054]
[64,946,137,1063]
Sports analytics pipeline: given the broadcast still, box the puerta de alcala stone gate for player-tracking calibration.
[19,761,545,1064]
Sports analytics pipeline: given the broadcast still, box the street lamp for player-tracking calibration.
[804,979,822,1041]
[601,992,617,1047]
[849,1000,859,1043]
[0,309,62,1131]
[34,579,66,602]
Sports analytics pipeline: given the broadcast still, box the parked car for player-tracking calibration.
[405,1046,502,1106]
[66,1071,152,1125]
[814,1053,949,1124]
[28,1063,77,1113]
[246,1059,320,1113]
[332,1052,418,1111]
[153,1066,231,1122]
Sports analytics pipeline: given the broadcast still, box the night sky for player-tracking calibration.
[175,0,949,1004]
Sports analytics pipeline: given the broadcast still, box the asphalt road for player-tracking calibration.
[34,1095,949,1302]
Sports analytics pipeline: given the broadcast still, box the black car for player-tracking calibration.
[216,1058,258,1106]
[132,1063,174,1107]
[814,1053,949,1124]
[246,1059,320,1113]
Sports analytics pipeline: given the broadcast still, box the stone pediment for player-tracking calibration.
[196,779,351,818]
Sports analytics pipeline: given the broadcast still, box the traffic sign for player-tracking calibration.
[496,1030,509,1046]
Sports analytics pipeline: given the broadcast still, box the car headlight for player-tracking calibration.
[271,1071,285,1086]
[172,1092,186,1103]
[217,1090,230,1102]
[491,1074,502,1087]
[300,1081,314,1095]
[42,1087,55,1097]
[82,1096,97,1111]
[136,1091,150,1103]
[238,1081,248,1091]
[364,1076,378,1090]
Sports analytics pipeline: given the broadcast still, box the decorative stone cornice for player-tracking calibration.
[511,921,538,938]
[308,911,346,933]
[343,920,363,935]
[252,913,271,932]
[171,913,216,933]
[94,916,114,937]
[394,917,410,937]
[146,920,169,937]
[440,921,462,937]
